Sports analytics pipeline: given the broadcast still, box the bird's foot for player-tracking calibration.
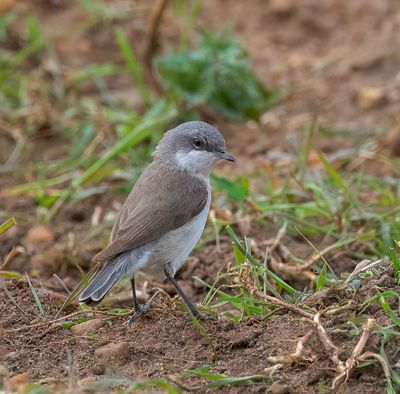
[127,303,154,327]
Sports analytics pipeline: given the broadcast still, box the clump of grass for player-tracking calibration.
[156,30,279,120]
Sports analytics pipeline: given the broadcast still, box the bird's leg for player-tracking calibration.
[164,269,200,318]
[127,277,153,327]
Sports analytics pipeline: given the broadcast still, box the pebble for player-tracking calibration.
[271,381,290,394]
[71,319,103,335]
[357,87,386,109]
[94,342,129,364]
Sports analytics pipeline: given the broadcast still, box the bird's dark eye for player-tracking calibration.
[193,138,203,149]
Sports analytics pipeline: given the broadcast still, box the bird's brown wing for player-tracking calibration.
[93,170,208,263]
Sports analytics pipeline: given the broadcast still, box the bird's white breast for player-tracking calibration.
[143,180,211,278]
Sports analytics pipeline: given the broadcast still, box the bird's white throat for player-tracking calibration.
[175,150,217,175]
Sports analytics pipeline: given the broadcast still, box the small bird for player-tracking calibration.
[79,121,235,325]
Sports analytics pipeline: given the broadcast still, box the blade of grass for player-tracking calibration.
[115,27,151,106]
[315,148,350,198]
[378,291,400,327]
[389,247,400,283]
[0,217,16,234]
[25,272,45,316]
[316,263,327,291]
[0,271,24,278]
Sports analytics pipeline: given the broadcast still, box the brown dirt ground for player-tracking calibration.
[1,270,399,394]
[1,0,400,393]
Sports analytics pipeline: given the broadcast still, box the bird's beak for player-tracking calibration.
[215,150,236,162]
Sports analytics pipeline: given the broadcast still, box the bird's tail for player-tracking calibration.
[78,253,132,304]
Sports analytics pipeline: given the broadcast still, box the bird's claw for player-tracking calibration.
[127,303,154,327]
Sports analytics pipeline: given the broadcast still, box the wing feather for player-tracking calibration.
[93,167,208,263]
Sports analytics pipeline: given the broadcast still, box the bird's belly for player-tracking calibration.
[142,198,211,278]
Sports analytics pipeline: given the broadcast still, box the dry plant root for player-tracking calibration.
[266,330,314,365]
[332,318,376,390]
[256,286,378,391]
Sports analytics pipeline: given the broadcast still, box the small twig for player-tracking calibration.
[252,289,314,320]
[144,0,168,64]
[0,245,25,270]
[323,301,356,316]
[2,309,131,333]
[143,0,168,94]
[266,330,314,365]
[268,254,316,281]
[301,242,342,271]
[269,222,287,253]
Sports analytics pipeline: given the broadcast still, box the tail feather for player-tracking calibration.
[79,266,121,304]
[79,265,122,304]
[79,246,152,304]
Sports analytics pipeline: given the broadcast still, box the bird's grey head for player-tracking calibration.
[153,121,235,175]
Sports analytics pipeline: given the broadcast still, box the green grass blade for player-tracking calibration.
[378,291,400,327]
[316,263,327,291]
[316,148,350,198]
[0,217,16,234]
[389,247,400,283]
[115,27,151,105]
[0,271,24,278]
[25,272,45,316]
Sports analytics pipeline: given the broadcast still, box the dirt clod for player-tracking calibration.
[70,319,103,335]
[92,364,105,376]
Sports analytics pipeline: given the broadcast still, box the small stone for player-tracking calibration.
[357,87,386,109]
[71,319,103,335]
[92,363,105,375]
[26,226,54,251]
[271,381,290,394]
[94,342,129,364]
[269,0,295,16]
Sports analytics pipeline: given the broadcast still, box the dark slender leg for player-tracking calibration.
[130,277,139,309]
[127,276,154,327]
[164,269,199,317]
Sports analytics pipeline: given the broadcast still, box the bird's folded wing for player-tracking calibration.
[93,173,208,263]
